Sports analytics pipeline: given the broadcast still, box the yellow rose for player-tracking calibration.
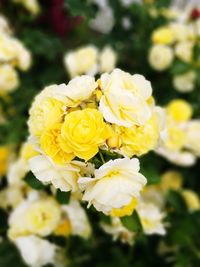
[28,97,65,138]
[40,123,75,164]
[0,146,9,176]
[165,121,186,151]
[166,99,192,123]
[25,198,61,236]
[160,171,183,192]
[182,190,200,211]
[115,113,160,157]
[152,27,174,45]
[59,108,110,160]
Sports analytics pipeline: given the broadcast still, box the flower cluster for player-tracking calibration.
[25,68,168,222]
[64,45,117,78]
[0,14,31,95]
[156,99,200,166]
[149,6,200,92]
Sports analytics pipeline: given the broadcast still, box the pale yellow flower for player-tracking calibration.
[182,190,200,211]
[78,158,147,216]
[160,171,183,192]
[0,64,19,93]
[149,44,174,71]
[64,45,98,77]
[99,69,153,127]
[173,71,196,93]
[99,46,117,73]
[25,198,61,236]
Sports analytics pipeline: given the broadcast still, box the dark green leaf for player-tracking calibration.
[56,189,70,204]
[24,172,45,190]
[121,211,143,232]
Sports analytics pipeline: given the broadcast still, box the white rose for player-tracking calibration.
[0,64,19,93]
[64,45,98,77]
[99,68,153,127]
[173,71,196,92]
[170,22,195,42]
[89,6,114,34]
[175,41,194,62]
[156,146,196,166]
[62,200,91,238]
[78,158,147,216]
[101,217,135,245]
[29,155,80,192]
[15,235,56,267]
[149,44,174,71]
[136,202,166,235]
[185,120,200,156]
[60,75,97,107]
[7,158,29,186]
[99,46,117,73]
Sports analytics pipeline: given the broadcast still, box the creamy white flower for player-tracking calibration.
[170,22,195,41]
[7,158,29,186]
[64,46,98,77]
[99,68,153,127]
[62,200,91,238]
[101,217,135,245]
[89,6,114,34]
[156,146,196,166]
[136,202,166,235]
[120,0,141,7]
[149,44,174,71]
[78,158,147,215]
[99,46,117,73]
[59,75,97,107]
[0,33,31,71]
[15,235,56,267]
[0,15,11,34]
[29,155,80,192]
[0,64,19,93]
[184,120,200,156]
[173,71,196,92]
[175,41,194,62]
[8,195,61,239]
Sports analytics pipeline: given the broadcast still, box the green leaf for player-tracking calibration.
[56,189,70,204]
[120,211,143,232]
[166,190,187,211]
[99,213,111,225]
[65,0,97,19]
[170,60,191,75]
[24,172,45,190]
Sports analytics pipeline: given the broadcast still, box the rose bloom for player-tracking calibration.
[59,108,111,161]
[78,158,147,216]
[149,44,174,71]
[99,69,153,127]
